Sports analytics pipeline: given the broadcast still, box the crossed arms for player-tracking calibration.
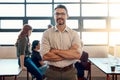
[43,44,81,62]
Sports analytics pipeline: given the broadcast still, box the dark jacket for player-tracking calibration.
[80,51,89,69]
[75,51,89,78]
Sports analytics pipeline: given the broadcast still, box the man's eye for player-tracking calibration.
[55,13,66,16]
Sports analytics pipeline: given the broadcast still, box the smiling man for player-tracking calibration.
[40,4,82,80]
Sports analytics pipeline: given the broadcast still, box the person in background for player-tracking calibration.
[31,40,47,75]
[16,24,43,80]
[15,24,32,71]
[40,4,82,80]
[47,24,53,29]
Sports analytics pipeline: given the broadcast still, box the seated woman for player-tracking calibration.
[31,40,47,77]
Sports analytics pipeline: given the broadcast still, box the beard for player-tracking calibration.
[56,18,65,25]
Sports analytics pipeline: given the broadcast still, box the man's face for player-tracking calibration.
[54,8,68,26]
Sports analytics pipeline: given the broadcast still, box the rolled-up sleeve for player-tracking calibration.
[40,31,51,56]
[72,31,82,54]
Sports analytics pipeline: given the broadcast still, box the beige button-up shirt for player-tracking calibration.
[40,26,82,67]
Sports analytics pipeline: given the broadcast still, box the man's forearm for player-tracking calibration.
[43,52,64,61]
[55,44,81,59]
[56,49,80,59]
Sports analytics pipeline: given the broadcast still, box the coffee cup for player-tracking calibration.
[111,66,115,72]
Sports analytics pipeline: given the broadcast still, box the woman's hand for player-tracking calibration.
[22,66,27,71]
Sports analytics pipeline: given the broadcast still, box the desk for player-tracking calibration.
[0,59,22,80]
[89,58,120,80]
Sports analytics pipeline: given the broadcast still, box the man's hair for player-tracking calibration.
[55,4,68,14]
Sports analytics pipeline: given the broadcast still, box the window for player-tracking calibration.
[27,0,52,3]
[30,32,43,44]
[28,20,51,29]
[1,20,23,29]
[83,19,106,29]
[54,4,80,16]
[0,4,24,17]
[109,0,120,2]
[82,0,107,2]
[111,19,120,29]
[109,4,120,17]
[27,4,52,17]
[0,1,120,46]
[82,4,108,16]
[0,32,19,45]
[0,0,24,2]
[82,32,108,45]
[109,32,120,46]
[66,20,78,29]
[54,0,80,2]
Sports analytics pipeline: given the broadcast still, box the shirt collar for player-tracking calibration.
[54,26,69,32]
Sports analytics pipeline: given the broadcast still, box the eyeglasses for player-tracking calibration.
[54,12,66,16]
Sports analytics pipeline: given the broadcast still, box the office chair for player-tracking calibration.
[75,51,91,80]
[84,61,91,80]
[24,57,43,80]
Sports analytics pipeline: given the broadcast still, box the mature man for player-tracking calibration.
[41,4,82,80]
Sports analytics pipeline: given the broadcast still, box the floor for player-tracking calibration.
[1,76,120,80]
[0,77,114,80]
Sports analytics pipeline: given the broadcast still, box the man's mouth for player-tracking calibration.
[57,18,63,21]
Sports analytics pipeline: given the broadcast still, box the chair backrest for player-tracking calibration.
[78,51,91,80]
[81,51,91,80]
[84,62,91,80]
[80,51,89,69]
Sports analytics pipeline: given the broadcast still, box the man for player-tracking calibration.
[40,4,82,80]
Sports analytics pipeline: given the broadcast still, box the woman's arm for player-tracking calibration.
[20,55,27,70]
